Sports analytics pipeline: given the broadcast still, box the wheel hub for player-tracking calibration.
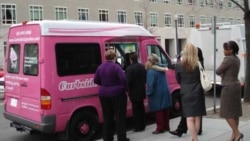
[79,122,90,134]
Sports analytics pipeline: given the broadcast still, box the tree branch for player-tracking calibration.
[231,0,247,12]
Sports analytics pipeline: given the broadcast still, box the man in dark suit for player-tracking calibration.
[125,52,146,132]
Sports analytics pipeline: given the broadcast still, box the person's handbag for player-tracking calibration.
[198,61,212,92]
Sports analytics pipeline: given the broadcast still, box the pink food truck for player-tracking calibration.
[3,20,180,141]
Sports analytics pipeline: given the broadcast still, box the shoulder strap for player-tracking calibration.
[197,61,204,70]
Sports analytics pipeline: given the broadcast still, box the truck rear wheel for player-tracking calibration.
[69,111,99,141]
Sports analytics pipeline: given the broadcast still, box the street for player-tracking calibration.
[0,93,220,141]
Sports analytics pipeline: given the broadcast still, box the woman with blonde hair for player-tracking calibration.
[145,54,172,134]
[175,43,206,141]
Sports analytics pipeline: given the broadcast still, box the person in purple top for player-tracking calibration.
[94,49,129,141]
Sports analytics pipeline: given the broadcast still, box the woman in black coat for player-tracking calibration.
[175,43,206,141]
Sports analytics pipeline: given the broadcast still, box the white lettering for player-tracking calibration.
[8,37,40,43]
[58,78,97,91]
[5,74,29,81]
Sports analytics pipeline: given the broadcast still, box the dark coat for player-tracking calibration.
[175,63,206,117]
[125,62,146,101]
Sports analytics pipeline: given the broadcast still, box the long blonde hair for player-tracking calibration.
[181,43,199,72]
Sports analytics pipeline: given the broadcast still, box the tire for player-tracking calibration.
[170,90,181,118]
[69,111,99,141]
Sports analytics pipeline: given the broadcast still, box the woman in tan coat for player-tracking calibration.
[216,41,243,141]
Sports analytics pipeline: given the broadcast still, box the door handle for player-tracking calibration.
[20,82,27,87]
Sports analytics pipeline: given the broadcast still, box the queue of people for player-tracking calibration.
[94,40,243,141]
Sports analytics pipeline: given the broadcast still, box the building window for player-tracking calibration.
[163,0,171,4]
[30,5,43,21]
[219,1,223,9]
[164,13,172,27]
[1,4,16,24]
[118,10,127,23]
[78,8,89,21]
[189,15,196,27]
[150,12,158,27]
[235,19,241,24]
[55,7,67,20]
[150,0,157,2]
[188,0,195,5]
[228,18,233,24]
[134,12,143,26]
[208,0,214,7]
[199,0,206,7]
[200,16,207,25]
[219,17,225,23]
[99,9,109,22]
[177,14,184,27]
[177,0,183,5]
[228,1,232,8]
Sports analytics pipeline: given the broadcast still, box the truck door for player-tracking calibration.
[20,44,41,121]
[5,43,41,121]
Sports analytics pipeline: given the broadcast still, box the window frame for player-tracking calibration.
[78,8,89,21]
[150,12,158,27]
[55,43,102,76]
[55,6,67,20]
[99,9,109,22]
[134,11,143,26]
[164,13,172,27]
[117,10,127,23]
[29,5,43,21]
[7,44,20,74]
[189,15,196,27]
[1,4,16,24]
[23,44,39,76]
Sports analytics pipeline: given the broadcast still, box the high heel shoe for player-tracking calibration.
[169,130,183,137]
[234,133,244,141]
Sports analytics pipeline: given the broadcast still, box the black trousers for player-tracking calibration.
[99,94,128,141]
[177,116,203,133]
[131,100,146,130]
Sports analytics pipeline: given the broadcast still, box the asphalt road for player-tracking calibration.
[0,94,220,141]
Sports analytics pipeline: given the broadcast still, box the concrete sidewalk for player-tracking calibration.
[99,117,250,141]
[97,102,250,141]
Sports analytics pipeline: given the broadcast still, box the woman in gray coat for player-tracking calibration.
[175,43,206,141]
[216,41,243,141]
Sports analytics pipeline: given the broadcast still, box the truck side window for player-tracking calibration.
[24,44,38,76]
[147,45,170,67]
[7,44,20,73]
[56,43,102,76]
